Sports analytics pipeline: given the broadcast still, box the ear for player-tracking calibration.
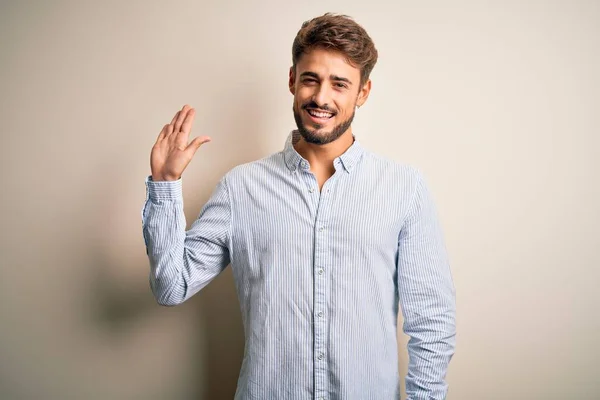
[356,79,372,108]
[289,66,296,95]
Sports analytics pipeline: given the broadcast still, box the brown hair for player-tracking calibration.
[292,13,378,87]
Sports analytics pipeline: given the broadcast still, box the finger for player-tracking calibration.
[174,108,195,149]
[185,135,211,156]
[157,124,169,141]
[173,104,191,133]
[165,111,180,139]
[170,110,180,125]
[180,108,195,134]
[161,112,178,140]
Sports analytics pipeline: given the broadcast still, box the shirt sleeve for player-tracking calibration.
[141,175,231,306]
[397,169,457,399]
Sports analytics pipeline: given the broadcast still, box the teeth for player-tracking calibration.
[308,109,333,118]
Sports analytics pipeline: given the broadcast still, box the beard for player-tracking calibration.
[293,102,355,145]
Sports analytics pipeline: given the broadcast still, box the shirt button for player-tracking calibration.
[318,269,324,275]
[317,311,323,318]
[318,353,324,360]
[318,226,325,232]
[309,188,315,193]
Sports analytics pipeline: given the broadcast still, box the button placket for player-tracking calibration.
[312,174,340,399]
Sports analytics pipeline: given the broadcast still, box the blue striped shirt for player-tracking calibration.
[141,131,456,400]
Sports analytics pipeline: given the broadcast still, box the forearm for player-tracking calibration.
[142,177,190,306]
[404,300,456,399]
[141,175,232,306]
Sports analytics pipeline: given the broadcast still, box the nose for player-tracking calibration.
[312,83,332,109]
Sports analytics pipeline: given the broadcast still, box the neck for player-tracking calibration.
[294,129,355,170]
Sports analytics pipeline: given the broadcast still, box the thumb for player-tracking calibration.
[186,136,211,156]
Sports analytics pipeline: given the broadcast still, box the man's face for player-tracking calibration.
[289,47,371,145]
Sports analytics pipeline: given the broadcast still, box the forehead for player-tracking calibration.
[296,47,360,80]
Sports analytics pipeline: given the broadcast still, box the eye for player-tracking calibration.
[302,78,318,85]
[334,83,348,89]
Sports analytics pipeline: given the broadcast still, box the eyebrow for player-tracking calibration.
[299,71,353,85]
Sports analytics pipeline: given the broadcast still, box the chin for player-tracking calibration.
[297,126,335,145]
[293,105,353,145]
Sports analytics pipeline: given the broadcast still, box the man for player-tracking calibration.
[142,13,456,400]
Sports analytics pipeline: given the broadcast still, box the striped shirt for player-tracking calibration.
[141,131,456,400]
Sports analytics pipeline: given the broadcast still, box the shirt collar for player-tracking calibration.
[282,130,365,174]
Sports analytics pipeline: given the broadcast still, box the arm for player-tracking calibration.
[141,175,231,306]
[141,104,222,306]
[397,170,456,400]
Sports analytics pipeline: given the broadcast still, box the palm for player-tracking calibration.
[150,105,211,181]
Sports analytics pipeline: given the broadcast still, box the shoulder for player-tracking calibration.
[360,149,423,185]
[221,151,284,185]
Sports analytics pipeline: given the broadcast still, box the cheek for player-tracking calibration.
[332,93,351,109]
[333,105,349,118]
[296,88,312,102]
[294,97,304,110]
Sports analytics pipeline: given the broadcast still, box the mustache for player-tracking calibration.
[302,102,336,114]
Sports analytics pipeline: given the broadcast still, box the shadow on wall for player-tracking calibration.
[87,80,270,399]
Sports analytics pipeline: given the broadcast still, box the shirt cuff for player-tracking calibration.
[145,175,183,201]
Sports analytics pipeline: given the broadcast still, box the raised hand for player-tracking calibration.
[150,105,211,181]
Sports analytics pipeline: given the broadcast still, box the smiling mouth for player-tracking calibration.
[306,108,335,120]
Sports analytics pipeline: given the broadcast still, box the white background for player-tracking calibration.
[1,1,598,398]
